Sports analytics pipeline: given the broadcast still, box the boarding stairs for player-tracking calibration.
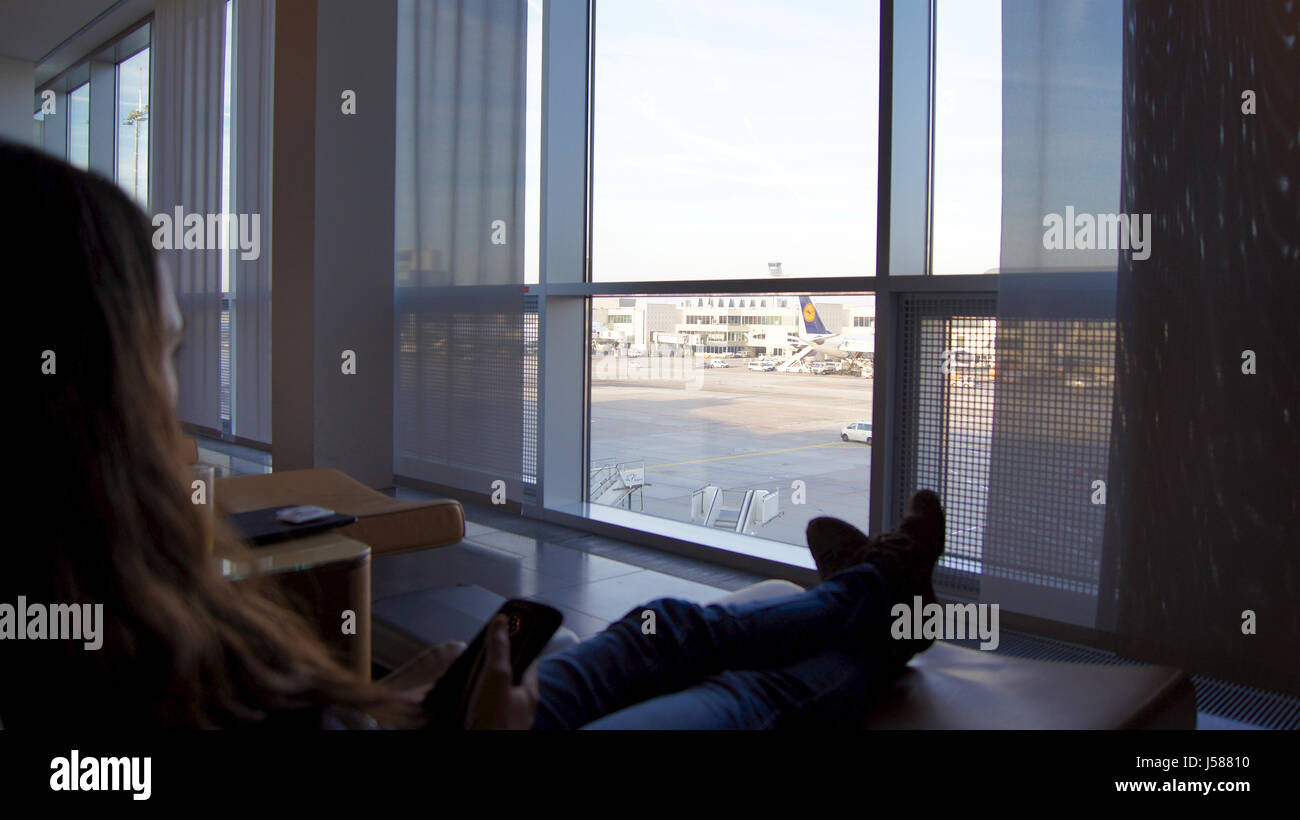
[589,458,644,510]
[690,485,781,534]
[775,346,816,372]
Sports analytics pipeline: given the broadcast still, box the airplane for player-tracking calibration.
[744,296,874,370]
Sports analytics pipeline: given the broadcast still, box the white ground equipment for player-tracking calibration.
[775,346,816,372]
[589,459,644,510]
[690,485,781,534]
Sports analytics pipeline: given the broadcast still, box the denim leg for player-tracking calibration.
[532,561,898,730]
[579,647,879,730]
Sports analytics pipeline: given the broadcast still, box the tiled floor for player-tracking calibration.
[366,495,768,671]
[372,500,763,640]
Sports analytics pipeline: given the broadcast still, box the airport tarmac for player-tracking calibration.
[589,354,1108,588]
[590,356,878,560]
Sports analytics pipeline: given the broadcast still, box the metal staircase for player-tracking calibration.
[589,458,645,510]
[775,345,816,372]
[690,485,781,534]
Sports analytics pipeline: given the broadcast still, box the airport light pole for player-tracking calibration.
[122,103,149,203]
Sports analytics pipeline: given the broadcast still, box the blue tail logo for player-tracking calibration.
[799,296,830,335]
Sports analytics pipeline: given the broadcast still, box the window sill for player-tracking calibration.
[538,501,820,582]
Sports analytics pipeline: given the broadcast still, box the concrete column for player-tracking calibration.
[270,0,396,489]
[311,0,396,487]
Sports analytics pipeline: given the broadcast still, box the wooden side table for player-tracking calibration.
[217,532,372,680]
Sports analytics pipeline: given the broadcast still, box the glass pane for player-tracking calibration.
[524,0,541,285]
[220,0,233,295]
[115,48,151,207]
[590,293,874,561]
[932,0,1001,275]
[68,83,90,170]
[591,1,880,281]
[220,0,233,434]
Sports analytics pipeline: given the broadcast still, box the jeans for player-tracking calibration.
[532,561,901,730]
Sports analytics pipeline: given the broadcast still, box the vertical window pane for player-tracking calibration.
[592,1,880,281]
[68,83,90,169]
[524,0,541,285]
[221,0,233,294]
[115,48,151,207]
[220,0,233,434]
[932,0,1001,275]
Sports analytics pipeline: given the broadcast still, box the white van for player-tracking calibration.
[840,422,873,445]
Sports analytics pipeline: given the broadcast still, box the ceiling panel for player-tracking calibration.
[0,0,119,62]
[0,0,155,87]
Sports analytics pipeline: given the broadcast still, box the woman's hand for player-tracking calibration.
[464,615,540,730]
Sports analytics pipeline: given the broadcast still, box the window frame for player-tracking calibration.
[34,16,153,181]
[528,0,1127,651]
[113,42,153,207]
[529,0,1002,582]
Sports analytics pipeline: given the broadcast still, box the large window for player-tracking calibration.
[115,48,151,207]
[470,0,1124,636]
[67,82,90,169]
[590,0,880,281]
[572,0,882,561]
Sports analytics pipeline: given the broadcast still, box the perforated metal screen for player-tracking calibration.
[983,317,1115,595]
[394,287,524,498]
[895,294,998,599]
[895,293,1116,617]
[220,302,231,432]
[523,294,538,498]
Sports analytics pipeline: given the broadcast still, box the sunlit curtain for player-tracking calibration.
[393,0,528,497]
[151,0,228,431]
[231,0,274,444]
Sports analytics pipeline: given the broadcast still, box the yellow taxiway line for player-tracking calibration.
[646,441,857,470]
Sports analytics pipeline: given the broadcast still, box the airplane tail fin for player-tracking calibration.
[798,295,830,336]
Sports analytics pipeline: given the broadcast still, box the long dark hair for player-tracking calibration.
[3,142,420,729]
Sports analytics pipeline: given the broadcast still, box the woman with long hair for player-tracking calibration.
[2,142,944,730]
[5,141,427,729]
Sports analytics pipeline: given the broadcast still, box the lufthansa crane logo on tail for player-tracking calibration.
[803,303,817,322]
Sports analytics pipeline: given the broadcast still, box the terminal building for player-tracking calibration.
[592,296,874,358]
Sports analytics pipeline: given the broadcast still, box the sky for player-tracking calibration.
[932,0,1002,275]
[590,0,879,282]
[523,0,1004,283]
